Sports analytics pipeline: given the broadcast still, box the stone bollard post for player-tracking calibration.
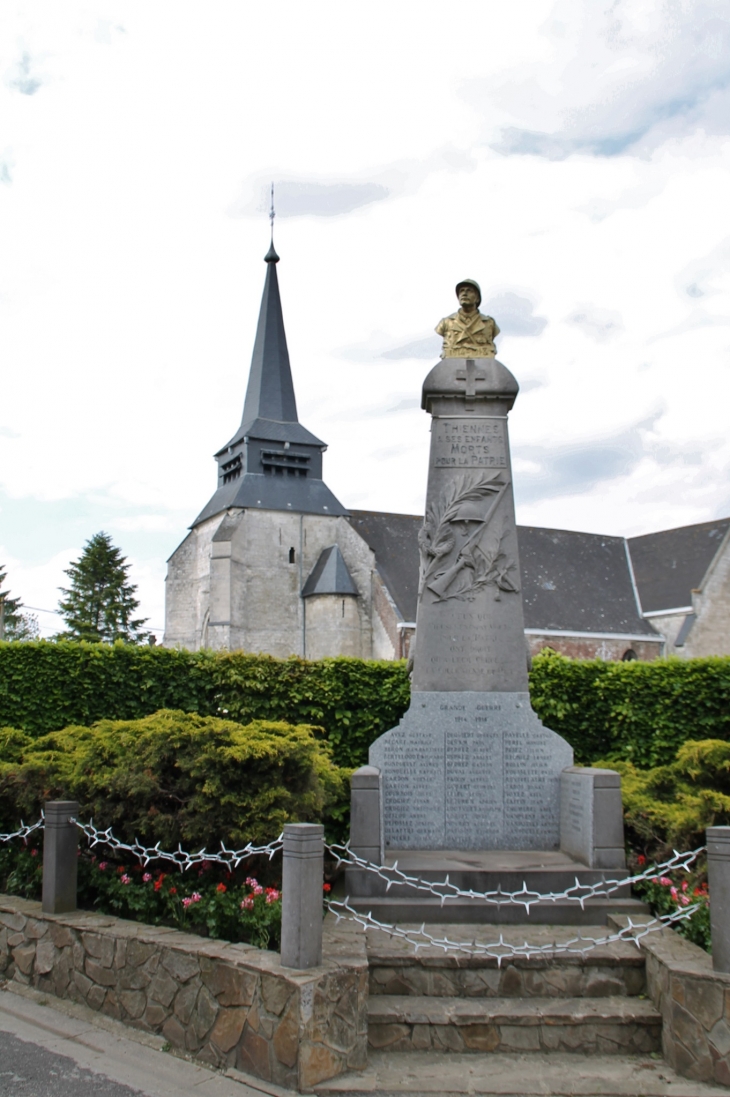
[707,826,730,974]
[280,823,324,969]
[42,800,79,914]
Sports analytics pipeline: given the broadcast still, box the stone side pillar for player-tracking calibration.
[349,766,383,864]
[42,800,79,914]
[707,825,730,974]
[281,823,324,970]
[560,768,626,869]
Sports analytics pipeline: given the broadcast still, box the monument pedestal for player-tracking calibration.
[345,346,639,926]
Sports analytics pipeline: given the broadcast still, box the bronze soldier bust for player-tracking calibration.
[435,279,500,358]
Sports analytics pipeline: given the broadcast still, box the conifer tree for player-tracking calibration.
[0,565,39,641]
[57,532,149,643]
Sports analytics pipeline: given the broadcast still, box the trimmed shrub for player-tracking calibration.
[607,739,730,854]
[0,709,350,847]
[530,651,730,766]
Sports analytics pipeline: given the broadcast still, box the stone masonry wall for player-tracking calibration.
[527,634,663,662]
[0,895,367,1093]
[610,915,730,1088]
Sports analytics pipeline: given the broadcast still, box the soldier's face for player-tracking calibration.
[458,286,479,309]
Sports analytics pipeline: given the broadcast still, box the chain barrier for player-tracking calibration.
[325,842,705,913]
[326,896,701,964]
[0,818,44,844]
[71,819,283,871]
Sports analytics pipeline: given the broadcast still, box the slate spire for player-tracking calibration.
[239,243,298,432]
[190,235,348,527]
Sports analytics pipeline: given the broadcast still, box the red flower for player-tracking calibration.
[216,883,227,893]
[637,855,646,866]
[154,879,163,892]
[322,883,331,893]
[168,887,177,895]
[117,865,126,874]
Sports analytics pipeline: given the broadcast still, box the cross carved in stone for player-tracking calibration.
[455,359,486,399]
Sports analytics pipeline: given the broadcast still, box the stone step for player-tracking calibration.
[314,1049,730,1095]
[367,923,646,999]
[367,995,662,1055]
[346,849,650,925]
[349,895,649,924]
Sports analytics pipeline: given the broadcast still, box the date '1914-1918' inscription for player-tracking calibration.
[432,419,507,469]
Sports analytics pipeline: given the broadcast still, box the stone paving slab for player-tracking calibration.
[314,1049,730,1095]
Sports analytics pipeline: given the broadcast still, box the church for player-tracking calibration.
[163,245,730,663]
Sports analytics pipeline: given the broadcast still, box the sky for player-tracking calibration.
[1,1,730,638]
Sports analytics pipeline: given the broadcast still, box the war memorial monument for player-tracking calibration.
[348,280,638,923]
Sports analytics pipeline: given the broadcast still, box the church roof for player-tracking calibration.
[627,518,730,613]
[302,545,359,598]
[518,525,656,636]
[348,510,658,637]
[348,510,422,621]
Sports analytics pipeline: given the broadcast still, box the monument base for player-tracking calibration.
[369,692,573,852]
[344,848,647,925]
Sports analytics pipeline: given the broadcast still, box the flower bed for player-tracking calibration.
[631,853,711,952]
[0,837,284,948]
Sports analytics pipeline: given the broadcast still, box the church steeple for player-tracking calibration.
[239,242,298,433]
[191,241,347,528]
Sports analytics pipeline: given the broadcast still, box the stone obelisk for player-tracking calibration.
[369,286,573,853]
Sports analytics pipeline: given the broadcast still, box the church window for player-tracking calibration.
[289,547,296,564]
[341,599,345,617]
[622,649,638,661]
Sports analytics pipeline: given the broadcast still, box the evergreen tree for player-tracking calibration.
[0,565,39,641]
[57,532,150,643]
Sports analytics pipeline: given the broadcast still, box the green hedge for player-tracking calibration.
[530,651,730,767]
[0,642,410,768]
[1,642,729,770]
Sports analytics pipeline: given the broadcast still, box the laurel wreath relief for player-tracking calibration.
[417,473,520,603]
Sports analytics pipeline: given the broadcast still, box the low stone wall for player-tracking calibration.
[0,895,367,1093]
[610,914,730,1088]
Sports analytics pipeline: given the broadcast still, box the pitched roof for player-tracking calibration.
[518,525,655,635]
[627,518,730,613]
[348,510,422,621]
[349,510,657,637]
[192,475,346,528]
[302,545,359,597]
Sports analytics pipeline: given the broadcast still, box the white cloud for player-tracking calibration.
[0,0,728,629]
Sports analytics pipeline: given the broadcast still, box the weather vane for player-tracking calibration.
[269,182,275,243]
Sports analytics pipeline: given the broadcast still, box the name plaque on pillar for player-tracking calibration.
[432,418,508,470]
[370,693,572,851]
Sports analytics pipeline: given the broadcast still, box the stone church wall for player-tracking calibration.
[165,508,379,658]
[526,633,663,662]
[684,534,730,657]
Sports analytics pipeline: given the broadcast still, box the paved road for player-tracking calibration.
[0,1028,144,1096]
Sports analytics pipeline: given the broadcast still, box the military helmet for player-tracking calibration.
[455,278,481,306]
